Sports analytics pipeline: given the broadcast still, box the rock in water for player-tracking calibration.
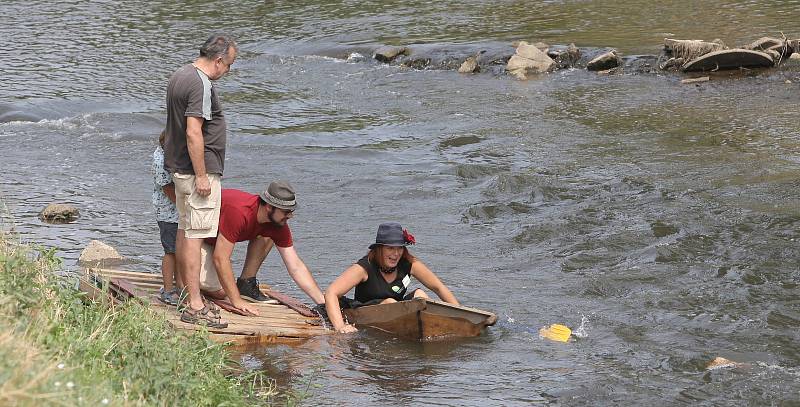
[587,51,621,71]
[79,240,124,264]
[567,43,581,66]
[706,357,740,370]
[458,53,481,74]
[373,46,409,63]
[506,41,555,79]
[39,203,79,223]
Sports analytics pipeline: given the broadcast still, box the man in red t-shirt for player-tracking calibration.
[197,181,325,317]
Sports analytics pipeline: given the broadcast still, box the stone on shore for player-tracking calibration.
[791,53,800,60]
[506,41,555,79]
[374,46,409,63]
[587,51,621,71]
[39,203,79,223]
[79,240,124,264]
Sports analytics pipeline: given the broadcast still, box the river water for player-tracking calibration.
[2,1,800,405]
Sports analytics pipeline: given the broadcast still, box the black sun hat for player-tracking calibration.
[369,222,416,249]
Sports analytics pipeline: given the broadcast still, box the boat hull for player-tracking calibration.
[343,298,496,341]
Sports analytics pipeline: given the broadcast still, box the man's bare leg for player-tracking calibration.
[241,237,274,279]
[178,230,206,311]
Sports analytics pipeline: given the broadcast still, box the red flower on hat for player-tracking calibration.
[403,229,416,245]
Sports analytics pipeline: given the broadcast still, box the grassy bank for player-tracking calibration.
[0,231,278,406]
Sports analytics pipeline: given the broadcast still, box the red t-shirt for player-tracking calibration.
[204,189,293,247]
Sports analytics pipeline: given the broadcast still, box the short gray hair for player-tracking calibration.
[199,34,238,60]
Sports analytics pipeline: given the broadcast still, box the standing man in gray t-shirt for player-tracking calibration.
[164,34,237,328]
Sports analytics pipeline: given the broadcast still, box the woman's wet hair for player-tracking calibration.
[199,34,238,60]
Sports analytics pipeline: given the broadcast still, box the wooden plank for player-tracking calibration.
[109,278,148,300]
[264,289,318,318]
[206,297,248,316]
[76,276,122,305]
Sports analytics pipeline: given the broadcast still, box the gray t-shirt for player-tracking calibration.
[164,63,226,175]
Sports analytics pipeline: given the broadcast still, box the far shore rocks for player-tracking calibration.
[39,203,79,224]
[357,32,797,81]
[79,240,124,265]
[505,41,555,79]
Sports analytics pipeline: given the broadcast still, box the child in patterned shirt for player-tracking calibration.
[152,130,183,305]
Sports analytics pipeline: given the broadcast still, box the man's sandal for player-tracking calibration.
[180,305,228,329]
[202,296,221,315]
[177,294,220,315]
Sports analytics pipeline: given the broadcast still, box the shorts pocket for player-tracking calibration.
[187,194,217,230]
[172,173,194,196]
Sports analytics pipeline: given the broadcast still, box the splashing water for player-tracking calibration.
[572,314,590,339]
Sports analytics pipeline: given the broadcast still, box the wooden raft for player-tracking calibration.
[78,267,330,346]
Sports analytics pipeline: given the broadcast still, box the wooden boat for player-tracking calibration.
[342,298,496,341]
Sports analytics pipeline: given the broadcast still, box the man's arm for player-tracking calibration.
[212,235,260,316]
[185,116,211,196]
[276,245,324,305]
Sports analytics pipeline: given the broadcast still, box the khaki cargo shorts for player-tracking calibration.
[198,242,223,292]
[173,173,221,239]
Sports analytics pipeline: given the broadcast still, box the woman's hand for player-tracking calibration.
[337,324,358,334]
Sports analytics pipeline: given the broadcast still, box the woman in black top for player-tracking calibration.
[325,222,459,334]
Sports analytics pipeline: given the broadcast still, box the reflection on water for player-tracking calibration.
[2,0,800,405]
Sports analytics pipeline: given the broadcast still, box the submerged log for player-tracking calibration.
[664,38,725,62]
[743,37,784,52]
[681,49,774,72]
[681,76,710,84]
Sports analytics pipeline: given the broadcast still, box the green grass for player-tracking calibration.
[0,231,280,406]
